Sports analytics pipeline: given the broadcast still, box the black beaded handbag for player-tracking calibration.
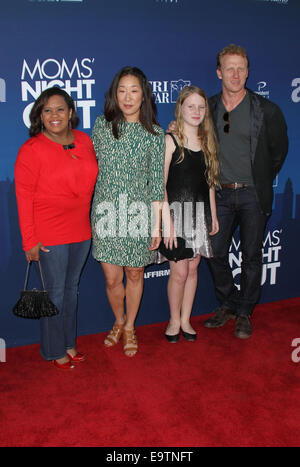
[159,237,194,263]
[13,261,59,319]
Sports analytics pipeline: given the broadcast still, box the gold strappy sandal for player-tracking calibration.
[104,323,124,347]
[123,329,138,357]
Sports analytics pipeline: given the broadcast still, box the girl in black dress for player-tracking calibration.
[161,86,219,342]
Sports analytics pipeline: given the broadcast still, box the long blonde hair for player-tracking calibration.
[174,86,219,187]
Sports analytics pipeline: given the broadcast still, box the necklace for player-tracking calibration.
[62,143,77,159]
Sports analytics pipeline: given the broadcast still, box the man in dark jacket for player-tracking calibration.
[204,44,288,338]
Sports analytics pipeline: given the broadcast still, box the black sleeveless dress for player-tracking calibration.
[157,133,213,263]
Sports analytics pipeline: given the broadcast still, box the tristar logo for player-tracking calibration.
[0,78,6,102]
[21,58,96,128]
[149,79,191,104]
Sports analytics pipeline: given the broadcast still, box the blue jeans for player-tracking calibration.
[39,240,91,360]
[208,187,268,316]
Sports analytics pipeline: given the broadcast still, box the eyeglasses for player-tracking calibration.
[223,111,230,134]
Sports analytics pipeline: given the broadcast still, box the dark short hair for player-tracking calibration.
[217,44,249,69]
[104,66,159,139]
[29,87,79,137]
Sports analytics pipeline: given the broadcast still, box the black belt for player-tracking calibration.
[221,183,247,189]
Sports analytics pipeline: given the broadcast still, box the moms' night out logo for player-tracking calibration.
[230,228,283,288]
[21,58,96,128]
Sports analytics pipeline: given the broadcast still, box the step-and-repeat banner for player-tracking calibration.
[0,0,299,347]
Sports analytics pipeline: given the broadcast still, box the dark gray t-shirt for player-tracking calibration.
[217,92,254,185]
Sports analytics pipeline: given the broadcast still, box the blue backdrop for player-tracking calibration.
[0,0,299,347]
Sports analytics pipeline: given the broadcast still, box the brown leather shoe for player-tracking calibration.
[204,307,236,328]
[234,315,252,339]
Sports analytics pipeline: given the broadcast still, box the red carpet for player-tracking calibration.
[1,298,300,447]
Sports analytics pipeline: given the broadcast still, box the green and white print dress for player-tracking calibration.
[91,116,165,267]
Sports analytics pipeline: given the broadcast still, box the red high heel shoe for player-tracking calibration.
[67,351,86,363]
[53,359,75,370]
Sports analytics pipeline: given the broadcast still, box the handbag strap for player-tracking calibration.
[24,261,46,291]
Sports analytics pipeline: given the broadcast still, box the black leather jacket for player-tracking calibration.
[209,89,288,215]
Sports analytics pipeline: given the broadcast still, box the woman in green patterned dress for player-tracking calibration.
[91,67,165,357]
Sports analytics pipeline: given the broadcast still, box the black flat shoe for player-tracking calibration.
[165,333,180,343]
[181,329,197,342]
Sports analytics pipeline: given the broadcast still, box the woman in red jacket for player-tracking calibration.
[15,87,98,370]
